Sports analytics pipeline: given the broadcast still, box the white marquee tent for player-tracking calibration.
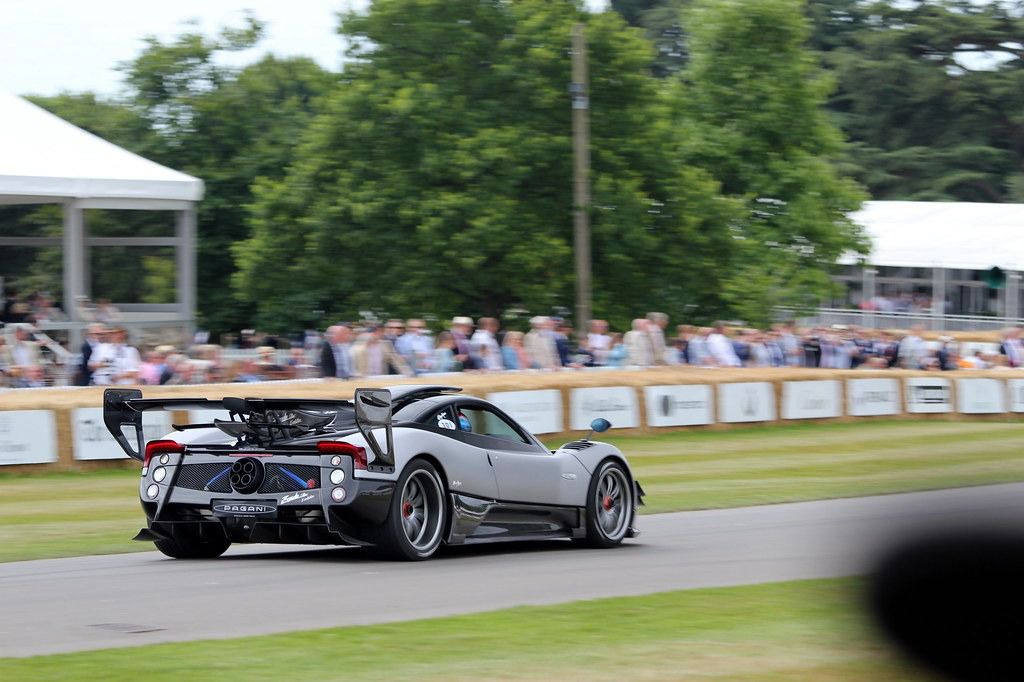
[844,201,1024,271]
[834,200,1024,325]
[0,90,203,342]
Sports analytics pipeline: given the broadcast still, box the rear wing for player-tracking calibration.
[103,388,146,461]
[102,389,358,461]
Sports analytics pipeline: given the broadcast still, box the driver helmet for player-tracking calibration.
[457,412,472,432]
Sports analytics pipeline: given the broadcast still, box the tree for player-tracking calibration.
[820,0,1024,201]
[116,18,336,333]
[676,0,867,325]
[614,1,1024,203]
[234,0,736,332]
[610,0,691,77]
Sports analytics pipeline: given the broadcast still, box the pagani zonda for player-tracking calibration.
[104,385,643,560]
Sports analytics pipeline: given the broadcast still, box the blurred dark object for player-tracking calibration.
[869,529,1024,681]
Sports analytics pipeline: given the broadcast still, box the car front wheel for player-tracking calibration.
[582,459,634,548]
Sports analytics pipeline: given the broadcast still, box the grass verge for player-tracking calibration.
[3,419,1024,562]
[0,577,934,681]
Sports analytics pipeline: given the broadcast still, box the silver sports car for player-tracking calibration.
[104,385,644,560]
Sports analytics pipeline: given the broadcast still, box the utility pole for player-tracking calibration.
[571,23,592,341]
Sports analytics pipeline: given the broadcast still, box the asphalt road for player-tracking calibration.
[3,483,1024,658]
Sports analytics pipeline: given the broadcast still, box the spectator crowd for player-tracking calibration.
[3,307,1024,389]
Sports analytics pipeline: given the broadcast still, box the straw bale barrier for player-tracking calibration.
[2,366,1023,473]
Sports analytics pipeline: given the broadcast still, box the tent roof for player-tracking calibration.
[844,201,1024,271]
[0,91,203,203]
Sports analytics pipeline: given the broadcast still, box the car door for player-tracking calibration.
[456,405,584,506]
[423,405,500,499]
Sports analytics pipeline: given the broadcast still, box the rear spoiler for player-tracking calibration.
[102,389,355,460]
[103,388,147,461]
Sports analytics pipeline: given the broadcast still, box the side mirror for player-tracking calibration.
[354,388,394,468]
[584,417,612,442]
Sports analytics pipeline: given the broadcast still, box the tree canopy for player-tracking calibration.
[615,0,1024,203]
[3,0,895,333]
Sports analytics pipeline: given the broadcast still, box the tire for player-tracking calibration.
[153,525,231,559]
[581,459,634,548]
[375,460,447,560]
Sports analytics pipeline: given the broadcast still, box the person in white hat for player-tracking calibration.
[450,316,475,369]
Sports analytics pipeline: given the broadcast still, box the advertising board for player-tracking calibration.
[782,380,842,420]
[487,389,563,434]
[717,382,776,423]
[73,408,173,460]
[0,410,57,465]
[569,387,640,431]
[644,385,714,427]
[847,378,901,417]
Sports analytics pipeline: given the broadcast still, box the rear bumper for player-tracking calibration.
[140,456,395,546]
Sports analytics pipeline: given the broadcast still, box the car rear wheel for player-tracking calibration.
[376,460,447,560]
[582,459,634,548]
[153,526,231,559]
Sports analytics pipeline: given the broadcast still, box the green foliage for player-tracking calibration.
[3,2,876,333]
[610,0,691,77]
[820,0,1024,202]
[618,0,1024,203]
[114,22,335,333]
[234,0,741,331]
[676,0,867,326]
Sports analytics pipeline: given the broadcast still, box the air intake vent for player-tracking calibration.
[561,440,594,451]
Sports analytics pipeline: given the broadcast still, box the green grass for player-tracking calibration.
[3,419,1024,562]
[0,469,140,562]
[0,577,934,681]
[581,420,1024,513]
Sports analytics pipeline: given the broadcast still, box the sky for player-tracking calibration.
[1,0,609,97]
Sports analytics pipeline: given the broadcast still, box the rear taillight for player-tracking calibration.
[317,441,367,470]
[144,439,184,468]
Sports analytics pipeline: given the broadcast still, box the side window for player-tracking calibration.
[457,407,529,445]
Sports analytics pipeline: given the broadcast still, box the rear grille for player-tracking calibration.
[176,463,232,493]
[259,464,320,493]
[175,462,319,493]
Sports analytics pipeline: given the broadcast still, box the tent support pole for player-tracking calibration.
[931,266,945,332]
[176,205,197,345]
[62,200,86,350]
[1007,272,1020,322]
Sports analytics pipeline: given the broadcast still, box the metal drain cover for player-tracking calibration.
[88,623,165,634]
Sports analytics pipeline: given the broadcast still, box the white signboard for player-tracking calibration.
[0,410,57,465]
[1007,379,1024,413]
[718,382,776,423]
[644,385,714,427]
[847,378,901,417]
[782,380,841,420]
[487,390,563,435]
[956,378,1006,414]
[904,377,953,414]
[73,408,173,461]
[569,387,640,431]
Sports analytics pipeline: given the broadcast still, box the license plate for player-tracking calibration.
[211,499,278,518]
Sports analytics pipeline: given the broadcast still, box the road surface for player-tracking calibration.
[2,483,1022,657]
